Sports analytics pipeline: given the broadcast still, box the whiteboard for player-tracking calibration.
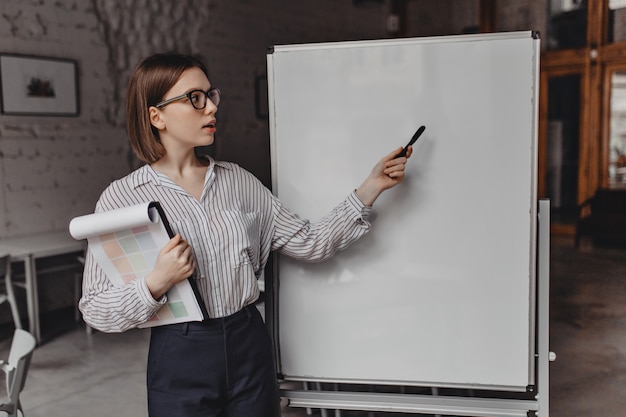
[268,32,539,390]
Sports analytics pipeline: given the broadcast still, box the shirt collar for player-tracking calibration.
[128,155,232,189]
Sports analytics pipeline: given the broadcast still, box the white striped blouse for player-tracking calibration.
[79,156,372,332]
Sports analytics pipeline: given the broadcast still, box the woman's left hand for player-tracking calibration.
[355,146,413,206]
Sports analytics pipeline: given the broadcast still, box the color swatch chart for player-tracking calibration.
[99,225,190,320]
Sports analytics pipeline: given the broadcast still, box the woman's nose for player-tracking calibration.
[204,100,218,114]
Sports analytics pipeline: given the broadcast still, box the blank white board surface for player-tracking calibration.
[268,32,539,390]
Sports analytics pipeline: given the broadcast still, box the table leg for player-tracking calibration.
[24,255,41,343]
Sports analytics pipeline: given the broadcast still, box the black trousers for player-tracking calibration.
[147,304,280,417]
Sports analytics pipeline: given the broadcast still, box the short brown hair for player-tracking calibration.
[126,53,209,164]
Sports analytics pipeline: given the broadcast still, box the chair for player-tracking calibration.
[0,256,22,331]
[0,329,37,417]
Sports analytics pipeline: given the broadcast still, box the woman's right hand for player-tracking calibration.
[145,233,196,300]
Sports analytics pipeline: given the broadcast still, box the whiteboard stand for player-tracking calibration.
[280,199,552,417]
[536,198,553,416]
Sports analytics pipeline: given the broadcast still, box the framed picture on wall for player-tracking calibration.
[0,54,79,116]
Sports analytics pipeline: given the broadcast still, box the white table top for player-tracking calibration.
[0,230,85,260]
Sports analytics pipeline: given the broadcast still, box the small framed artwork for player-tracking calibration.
[0,54,79,116]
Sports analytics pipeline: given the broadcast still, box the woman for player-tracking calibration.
[79,53,412,417]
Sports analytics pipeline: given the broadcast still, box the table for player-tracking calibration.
[0,230,85,343]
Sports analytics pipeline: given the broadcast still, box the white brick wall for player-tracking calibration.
[0,0,118,237]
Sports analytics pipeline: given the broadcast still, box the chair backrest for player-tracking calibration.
[6,329,36,403]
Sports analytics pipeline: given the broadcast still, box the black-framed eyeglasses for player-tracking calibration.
[154,88,221,110]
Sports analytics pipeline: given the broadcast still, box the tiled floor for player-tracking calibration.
[0,235,624,416]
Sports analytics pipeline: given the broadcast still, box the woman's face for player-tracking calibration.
[151,67,218,151]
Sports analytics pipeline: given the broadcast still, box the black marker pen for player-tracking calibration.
[396,125,425,158]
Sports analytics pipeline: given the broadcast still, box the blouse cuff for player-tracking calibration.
[137,277,168,309]
[348,190,372,221]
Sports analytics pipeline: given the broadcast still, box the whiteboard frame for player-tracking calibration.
[267,31,541,393]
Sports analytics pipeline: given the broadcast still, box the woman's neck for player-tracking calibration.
[152,150,208,177]
[151,152,209,201]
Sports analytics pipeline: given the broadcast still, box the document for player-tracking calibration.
[69,201,205,327]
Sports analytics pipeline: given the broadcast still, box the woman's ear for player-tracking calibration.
[149,106,165,130]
